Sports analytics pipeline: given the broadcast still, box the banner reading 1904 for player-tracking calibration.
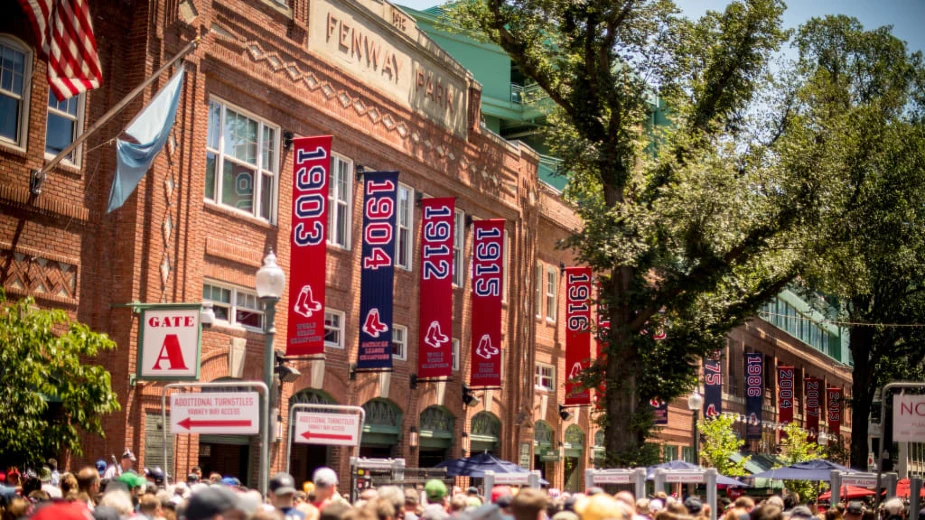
[357,171,399,370]
[417,198,455,378]
[470,219,505,387]
[565,267,592,405]
[287,136,332,357]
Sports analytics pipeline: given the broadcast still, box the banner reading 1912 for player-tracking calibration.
[704,351,723,418]
[417,197,455,378]
[356,171,399,370]
[745,353,763,439]
[470,219,505,387]
[565,267,592,405]
[287,136,332,357]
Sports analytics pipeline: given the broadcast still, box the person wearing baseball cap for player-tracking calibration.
[845,501,865,520]
[311,467,339,510]
[181,486,247,520]
[103,449,136,479]
[270,472,306,519]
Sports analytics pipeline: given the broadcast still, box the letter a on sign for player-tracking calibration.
[138,306,202,381]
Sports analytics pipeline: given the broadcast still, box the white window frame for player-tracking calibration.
[546,267,558,322]
[202,280,265,332]
[324,309,345,349]
[44,90,85,166]
[535,363,555,391]
[327,154,353,249]
[453,210,465,287]
[535,262,543,319]
[0,35,32,151]
[204,97,280,222]
[452,338,460,372]
[502,230,510,303]
[392,324,408,361]
[396,183,414,271]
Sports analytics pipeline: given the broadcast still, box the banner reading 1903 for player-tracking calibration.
[470,219,505,387]
[287,136,332,357]
[565,267,592,406]
[417,198,455,378]
[357,171,399,370]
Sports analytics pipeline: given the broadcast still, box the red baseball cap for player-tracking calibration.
[490,485,513,504]
[30,502,93,520]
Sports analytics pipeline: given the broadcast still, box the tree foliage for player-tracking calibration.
[0,290,120,468]
[777,423,822,500]
[447,0,837,465]
[698,415,749,477]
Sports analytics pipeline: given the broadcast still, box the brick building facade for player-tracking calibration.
[0,0,851,494]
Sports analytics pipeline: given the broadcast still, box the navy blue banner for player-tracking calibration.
[745,353,763,439]
[703,351,722,419]
[357,171,399,370]
[651,398,668,425]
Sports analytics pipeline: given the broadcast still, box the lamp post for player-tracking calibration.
[687,391,703,464]
[256,249,285,481]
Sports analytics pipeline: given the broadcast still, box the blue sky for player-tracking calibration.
[398,0,925,54]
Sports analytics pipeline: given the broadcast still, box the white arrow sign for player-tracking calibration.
[170,392,259,435]
[293,411,361,446]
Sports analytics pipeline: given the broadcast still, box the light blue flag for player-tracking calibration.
[107,67,185,213]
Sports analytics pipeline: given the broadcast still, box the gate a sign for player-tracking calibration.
[138,305,202,380]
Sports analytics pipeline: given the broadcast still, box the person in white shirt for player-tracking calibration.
[103,449,136,479]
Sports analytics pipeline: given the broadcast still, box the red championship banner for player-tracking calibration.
[565,267,592,405]
[778,366,794,438]
[470,219,505,387]
[827,387,842,436]
[286,136,332,356]
[805,377,821,442]
[417,198,455,378]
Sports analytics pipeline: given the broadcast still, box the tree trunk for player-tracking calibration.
[849,324,874,470]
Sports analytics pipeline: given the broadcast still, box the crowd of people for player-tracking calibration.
[0,458,920,520]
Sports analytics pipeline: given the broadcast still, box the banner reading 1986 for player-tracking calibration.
[745,353,763,439]
[417,198,455,379]
[470,219,505,387]
[287,136,332,357]
[565,267,592,406]
[356,171,399,370]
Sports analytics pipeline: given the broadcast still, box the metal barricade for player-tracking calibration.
[584,468,647,499]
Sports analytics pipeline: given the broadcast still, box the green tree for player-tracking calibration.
[698,415,749,477]
[447,0,836,465]
[0,290,120,468]
[789,15,925,469]
[777,423,821,500]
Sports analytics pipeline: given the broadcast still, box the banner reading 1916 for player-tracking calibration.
[745,353,763,439]
[704,351,723,418]
[565,267,592,405]
[778,365,794,437]
[357,171,399,370]
[417,197,455,378]
[287,136,332,357]
[470,219,505,387]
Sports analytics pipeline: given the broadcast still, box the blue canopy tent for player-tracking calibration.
[434,452,549,483]
[750,459,850,482]
[646,460,749,487]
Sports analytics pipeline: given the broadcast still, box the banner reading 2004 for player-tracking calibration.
[417,198,455,378]
[357,171,399,370]
[287,136,332,357]
[565,267,592,405]
[470,219,505,387]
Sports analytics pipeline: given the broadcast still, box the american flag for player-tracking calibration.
[18,0,103,101]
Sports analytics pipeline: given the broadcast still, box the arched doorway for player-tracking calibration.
[533,421,555,480]
[289,389,337,483]
[360,398,403,458]
[563,425,585,492]
[470,412,501,456]
[419,406,455,467]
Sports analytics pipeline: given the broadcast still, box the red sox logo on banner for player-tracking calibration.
[470,219,505,387]
[565,267,592,406]
[286,136,332,356]
[417,198,455,378]
[827,387,842,436]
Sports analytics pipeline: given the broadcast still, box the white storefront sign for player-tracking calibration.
[293,411,361,446]
[170,392,260,435]
[894,394,925,442]
[138,306,202,380]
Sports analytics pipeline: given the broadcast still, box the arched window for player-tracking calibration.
[0,34,33,149]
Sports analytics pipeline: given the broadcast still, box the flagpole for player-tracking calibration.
[31,37,201,196]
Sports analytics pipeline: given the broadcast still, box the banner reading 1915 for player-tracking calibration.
[417,197,455,379]
[470,219,505,387]
[357,171,399,370]
[745,353,763,439]
[704,351,723,418]
[287,136,332,357]
[565,267,592,406]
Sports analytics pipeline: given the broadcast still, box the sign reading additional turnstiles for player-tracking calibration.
[169,392,259,435]
[894,394,925,442]
[293,411,361,446]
